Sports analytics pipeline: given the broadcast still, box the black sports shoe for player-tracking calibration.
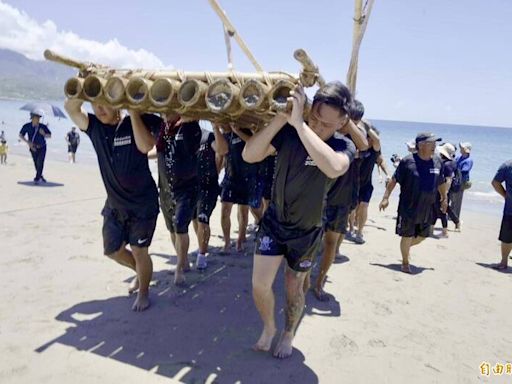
[40,176,47,183]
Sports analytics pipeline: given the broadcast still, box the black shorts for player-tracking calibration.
[254,215,323,272]
[101,207,157,255]
[395,214,432,238]
[68,144,78,153]
[323,204,349,234]
[221,178,250,205]
[351,181,360,211]
[159,180,176,233]
[248,178,264,209]
[358,183,374,204]
[194,184,219,225]
[499,214,512,243]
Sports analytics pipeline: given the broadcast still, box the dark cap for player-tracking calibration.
[415,132,442,144]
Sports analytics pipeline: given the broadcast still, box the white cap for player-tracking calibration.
[459,142,472,153]
[31,108,45,117]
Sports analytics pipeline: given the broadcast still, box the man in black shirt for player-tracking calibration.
[379,132,447,274]
[65,126,80,163]
[19,109,52,183]
[192,123,228,269]
[220,124,260,252]
[65,99,160,311]
[353,124,390,243]
[243,82,355,359]
[156,114,202,285]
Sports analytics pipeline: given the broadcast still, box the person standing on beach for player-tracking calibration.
[220,124,261,252]
[432,143,460,237]
[19,109,51,183]
[0,139,8,164]
[379,132,447,273]
[311,107,364,301]
[450,142,473,226]
[192,123,228,270]
[243,82,355,358]
[65,99,161,312]
[491,159,512,270]
[65,126,80,163]
[156,114,201,285]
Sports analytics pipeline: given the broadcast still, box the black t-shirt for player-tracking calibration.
[19,123,51,147]
[67,131,80,145]
[442,158,456,180]
[198,129,218,187]
[359,148,380,187]
[86,113,161,218]
[267,124,356,231]
[394,153,444,222]
[224,130,257,182]
[157,120,201,191]
[326,134,359,207]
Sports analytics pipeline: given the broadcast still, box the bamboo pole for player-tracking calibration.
[208,0,264,72]
[346,0,375,95]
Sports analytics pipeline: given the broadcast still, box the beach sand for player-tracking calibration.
[0,154,510,384]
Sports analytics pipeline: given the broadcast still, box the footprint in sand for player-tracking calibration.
[368,339,386,348]
[373,301,392,316]
[329,334,359,357]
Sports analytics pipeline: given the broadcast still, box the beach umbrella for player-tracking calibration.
[20,102,67,119]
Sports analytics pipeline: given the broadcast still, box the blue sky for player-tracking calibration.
[1,0,511,127]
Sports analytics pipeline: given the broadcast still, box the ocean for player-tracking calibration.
[1,98,509,217]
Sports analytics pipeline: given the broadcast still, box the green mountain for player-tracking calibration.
[0,49,74,100]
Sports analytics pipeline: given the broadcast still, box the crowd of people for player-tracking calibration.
[6,79,505,360]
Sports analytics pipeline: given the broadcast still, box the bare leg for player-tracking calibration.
[221,202,233,252]
[237,205,249,251]
[174,233,190,285]
[274,266,307,359]
[250,204,264,225]
[336,233,345,257]
[497,242,512,269]
[348,209,356,234]
[197,222,210,255]
[192,219,198,236]
[314,231,340,301]
[400,237,413,273]
[262,199,271,215]
[107,244,139,293]
[130,246,153,312]
[252,254,282,352]
[356,202,369,238]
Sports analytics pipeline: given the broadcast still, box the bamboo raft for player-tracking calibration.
[45,49,324,129]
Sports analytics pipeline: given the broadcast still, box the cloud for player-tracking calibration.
[0,1,169,68]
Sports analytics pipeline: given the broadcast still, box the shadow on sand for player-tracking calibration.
[36,235,321,383]
[369,262,434,275]
[17,180,64,187]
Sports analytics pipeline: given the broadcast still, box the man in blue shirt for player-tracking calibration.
[492,160,512,270]
[19,109,52,183]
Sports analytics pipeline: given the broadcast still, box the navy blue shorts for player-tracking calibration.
[323,204,349,234]
[358,183,374,203]
[499,214,512,243]
[254,215,323,272]
[160,185,198,234]
[101,207,157,255]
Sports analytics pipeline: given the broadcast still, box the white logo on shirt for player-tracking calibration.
[259,236,273,252]
[304,156,317,167]
[232,137,242,145]
[429,168,440,174]
[137,238,148,245]
[175,133,183,141]
[114,136,132,147]
[299,260,312,268]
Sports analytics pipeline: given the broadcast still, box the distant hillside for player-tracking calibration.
[0,49,74,100]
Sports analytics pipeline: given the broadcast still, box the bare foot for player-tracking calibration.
[223,243,231,253]
[494,263,508,270]
[174,269,186,286]
[252,327,276,352]
[273,332,294,359]
[128,277,139,294]
[313,285,329,302]
[183,261,191,273]
[401,263,412,274]
[236,239,244,252]
[132,291,150,312]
